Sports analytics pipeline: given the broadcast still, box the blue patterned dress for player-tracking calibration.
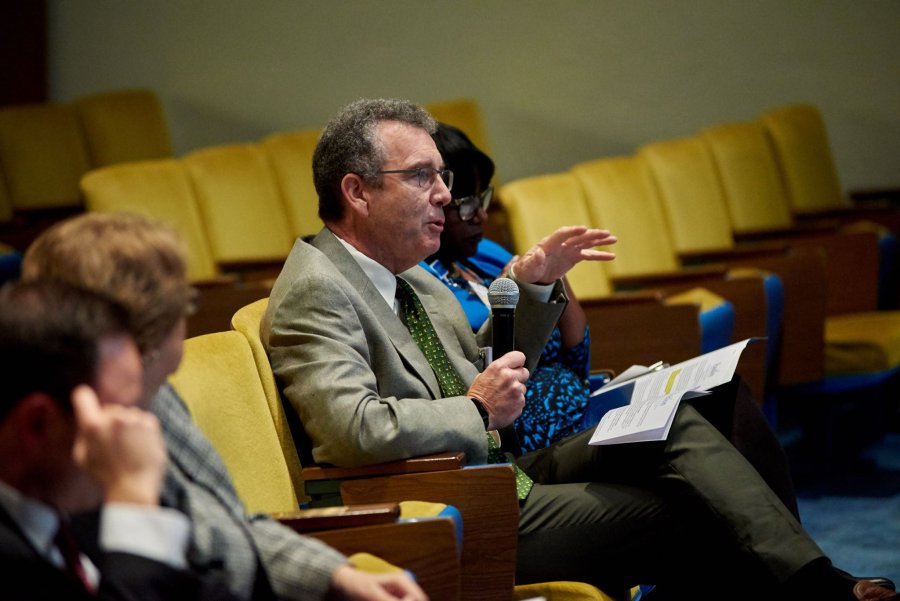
[423,239,592,453]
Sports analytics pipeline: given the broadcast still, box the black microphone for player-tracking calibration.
[488,277,519,358]
[487,277,523,456]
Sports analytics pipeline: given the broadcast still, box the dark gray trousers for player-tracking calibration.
[514,392,821,598]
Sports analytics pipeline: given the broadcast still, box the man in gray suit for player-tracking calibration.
[263,98,889,601]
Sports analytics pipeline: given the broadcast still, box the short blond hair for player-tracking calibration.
[22,212,194,354]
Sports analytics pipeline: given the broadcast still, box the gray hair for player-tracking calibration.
[314,98,437,222]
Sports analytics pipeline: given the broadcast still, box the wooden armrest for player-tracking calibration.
[309,518,461,601]
[274,502,400,532]
[849,187,900,205]
[610,264,728,290]
[192,274,240,287]
[679,276,769,399]
[775,230,880,315]
[582,298,702,374]
[579,290,664,305]
[339,464,518,601]
[679,240,789,265]
[733,221,842,243]
[188,278,272,337]
[217,257,286,282]
[301,452,466,481]
[728,249,828,386]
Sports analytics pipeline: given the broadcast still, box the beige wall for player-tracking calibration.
[49,0,900,190]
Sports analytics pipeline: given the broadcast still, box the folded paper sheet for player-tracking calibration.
[588,339,754,445]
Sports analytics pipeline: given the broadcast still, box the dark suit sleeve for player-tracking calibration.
[97,552,239,601]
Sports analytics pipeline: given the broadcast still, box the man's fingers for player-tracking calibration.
[563,228,617,249]
[580,249,617,261]
[541,225,589,248]
[494,350,526,369]
[71,385,102,429]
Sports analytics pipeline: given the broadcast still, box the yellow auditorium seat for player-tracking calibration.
[641,132,900,392]
[81,159,218,281]
[183,143,295,278]
[261,129,324,238]
[0,102,89,211]
[761,104,900,219]
[230,298,307,496]
[501,173,613,299]
[698,122,884,314]
[74,88,173,167]
[169,331,462,600]
[171,331,301,512]
[424,98,493,159]
[498,173,710,376]
[0,88,178,251]
[762,104,848,216]
[80,159,272,336]
[567,159,775,396]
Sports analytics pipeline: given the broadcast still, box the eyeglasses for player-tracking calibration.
[378,167,454,192]
[447,185,493,221]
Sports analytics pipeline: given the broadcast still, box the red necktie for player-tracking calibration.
[54,517,95,594]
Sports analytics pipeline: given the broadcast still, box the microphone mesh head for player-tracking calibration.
[488,277,519,308]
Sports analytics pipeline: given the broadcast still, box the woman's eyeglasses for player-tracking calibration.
[448,186,493,221]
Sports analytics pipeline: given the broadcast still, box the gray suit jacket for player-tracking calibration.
[263,229,565,468]
[151,384,345,601]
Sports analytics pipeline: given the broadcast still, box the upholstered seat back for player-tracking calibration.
[424,98,493,158]
[701,122,795,233]
[261,129,324,238]
[231,298,307,501]
[499,172,613,300]
[638,137,738,254]
[184,144,295,264]
[571,156,680,278]
[81,159,219,282]
[74,88,173,167]
[169,330,300,513]
[0,103,90,210]
[761,104,850,215]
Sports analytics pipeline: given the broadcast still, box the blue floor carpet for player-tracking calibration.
[793,433,900,585]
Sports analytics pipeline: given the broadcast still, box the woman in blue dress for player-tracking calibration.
[423,126,593,453]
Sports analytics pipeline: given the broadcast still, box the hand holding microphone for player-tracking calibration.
[468,278,529,441]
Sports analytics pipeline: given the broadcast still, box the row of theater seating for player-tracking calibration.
[72,93,898,405]
[493,104,900,452]
[79,101,750,394]
[0,88,172,250]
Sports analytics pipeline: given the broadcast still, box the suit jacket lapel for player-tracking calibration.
[0,504,43,560]
[311,230,443,399]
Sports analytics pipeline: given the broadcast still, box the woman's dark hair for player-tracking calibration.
[431,123,495,198]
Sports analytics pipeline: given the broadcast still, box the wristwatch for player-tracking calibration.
[470,397,490,430]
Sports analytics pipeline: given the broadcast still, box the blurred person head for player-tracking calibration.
[0,280,139,511]
[22,212,195,407]
[429,122,495,265]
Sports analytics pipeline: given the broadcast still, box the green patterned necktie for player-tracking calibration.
[395,277,533,500]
